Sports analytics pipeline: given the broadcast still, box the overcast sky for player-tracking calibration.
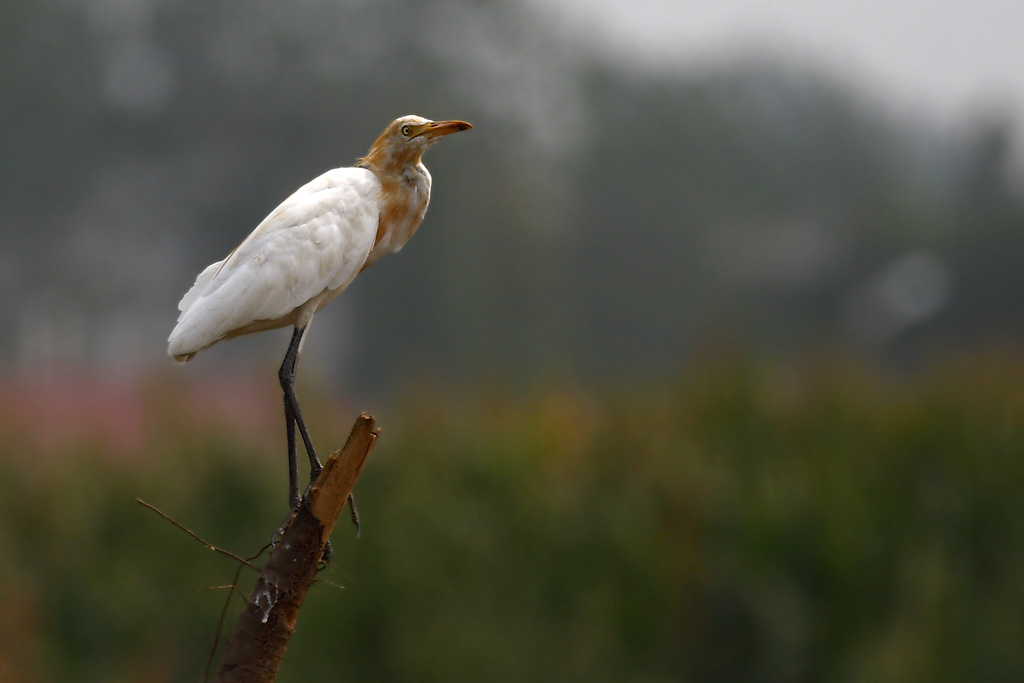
[534,0,1024,133]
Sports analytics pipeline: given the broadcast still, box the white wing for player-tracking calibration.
[168,167,382,360]
[177,260,222,313]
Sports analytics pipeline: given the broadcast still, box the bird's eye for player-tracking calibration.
[400,125,413,137]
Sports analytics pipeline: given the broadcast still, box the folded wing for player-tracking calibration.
[168,167,381,361]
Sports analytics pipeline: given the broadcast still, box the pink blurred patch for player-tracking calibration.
[0,367,280,462]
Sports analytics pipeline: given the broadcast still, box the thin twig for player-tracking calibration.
[204,544,272,682]
[205,560,248,682]
[136,498,261,571]
[137,497,270,681]
[201,585,251,600]
[312,562,355,591]
[313,576,348,591]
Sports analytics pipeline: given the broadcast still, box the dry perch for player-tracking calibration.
[214,413,378,683]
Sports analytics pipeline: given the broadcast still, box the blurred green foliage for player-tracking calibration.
[1,354,1023,682]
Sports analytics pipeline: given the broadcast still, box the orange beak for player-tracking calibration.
[411,119,472,140]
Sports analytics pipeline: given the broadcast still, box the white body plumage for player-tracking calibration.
[166,114,468,362]
[168,167,388,360]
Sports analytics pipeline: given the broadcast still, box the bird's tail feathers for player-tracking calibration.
[169,259,227,362]
[178,260,223,312]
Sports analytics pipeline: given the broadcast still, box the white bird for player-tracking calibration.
[168,114,471,514]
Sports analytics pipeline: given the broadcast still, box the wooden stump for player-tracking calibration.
[214,413,378,682]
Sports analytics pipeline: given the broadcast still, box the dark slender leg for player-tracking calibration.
[284,401,299,510]
[276,325,360,551]
[279,326,322,499]
[279,328,302,509]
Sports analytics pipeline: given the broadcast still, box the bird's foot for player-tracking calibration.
[348,493,361,537]
[270,508,296,548]
[271,507,332,568]
[318,540,333,570]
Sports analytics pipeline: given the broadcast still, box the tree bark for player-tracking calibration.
[214,413,378,683]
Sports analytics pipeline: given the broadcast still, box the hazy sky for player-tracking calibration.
[537,0,1024,131]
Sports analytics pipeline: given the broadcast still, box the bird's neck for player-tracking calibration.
[362,160,433,267]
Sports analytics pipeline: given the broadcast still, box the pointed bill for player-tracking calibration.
[410,120,472,140]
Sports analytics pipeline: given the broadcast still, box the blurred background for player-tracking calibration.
[2,0,1024,681]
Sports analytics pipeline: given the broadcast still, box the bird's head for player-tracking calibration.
[359,115,471,173]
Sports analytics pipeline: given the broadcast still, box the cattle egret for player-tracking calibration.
[168,114,471,521]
